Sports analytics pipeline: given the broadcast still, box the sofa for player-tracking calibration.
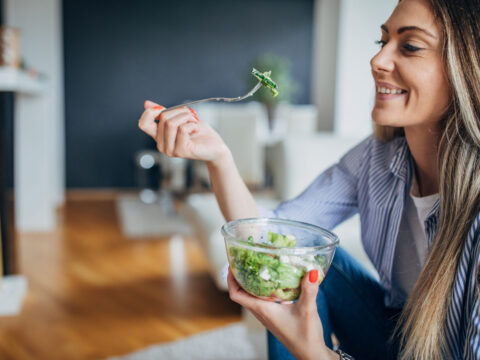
[183,127,378,291]
[183,102,378,289]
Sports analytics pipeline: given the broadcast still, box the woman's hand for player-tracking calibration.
[138,100,231,165]
[139,100,258,221]
[227,268,338,360]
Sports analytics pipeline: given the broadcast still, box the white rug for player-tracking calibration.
[116,194,192,237]
[0,275,28,316]
[107,323,267,360]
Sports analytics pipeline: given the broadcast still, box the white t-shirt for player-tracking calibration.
[392,174,439,304]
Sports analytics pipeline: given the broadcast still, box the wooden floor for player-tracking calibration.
[0,195,241,360]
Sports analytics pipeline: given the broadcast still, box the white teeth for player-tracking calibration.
[377,87,404,95]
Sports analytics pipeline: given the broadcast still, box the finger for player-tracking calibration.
[138,106,166,138]
[297,270,321,312]
[174,122,198,156]
[163,113,197,156]
[227,269,284,328]
[227,268,242,293]
[227,268,262,309]
[159,106,191,122]
[178,121,198,136]
[144,99,160,110]
[152,105,166,124]
[189,107,200,122]
[156,108,187,152]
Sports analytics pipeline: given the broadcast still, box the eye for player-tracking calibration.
[375,40,387,48]
[402,43,422,52]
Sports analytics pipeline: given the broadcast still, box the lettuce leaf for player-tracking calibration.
[228,231,308,301]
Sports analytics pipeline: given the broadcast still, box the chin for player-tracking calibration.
[372,111,389,126]
[372,110,403,127]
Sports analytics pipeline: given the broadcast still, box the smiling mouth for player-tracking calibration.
[376,86,407,95]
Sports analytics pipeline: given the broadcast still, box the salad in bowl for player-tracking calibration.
[222,218,339,303]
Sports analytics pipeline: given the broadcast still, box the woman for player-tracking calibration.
[138,0,480,358]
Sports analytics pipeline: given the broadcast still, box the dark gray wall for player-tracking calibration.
[64,0,314,188]
[0,0,15,275]
[0,0,13,190]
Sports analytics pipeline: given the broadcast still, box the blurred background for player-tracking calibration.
[0,0,396,359]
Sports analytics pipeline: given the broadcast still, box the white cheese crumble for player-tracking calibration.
[259,267,271,281]
[280,255,322,273]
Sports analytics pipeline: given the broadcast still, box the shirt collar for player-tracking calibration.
[388,136,412,183]
[388,136,441,238]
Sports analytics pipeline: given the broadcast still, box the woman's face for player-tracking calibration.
[370,0,450,128]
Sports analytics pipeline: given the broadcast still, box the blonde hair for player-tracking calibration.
[374,1,480,358]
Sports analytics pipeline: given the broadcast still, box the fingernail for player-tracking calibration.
[154,105,164,110]
[308,270,318,283]
[189,108,200,122]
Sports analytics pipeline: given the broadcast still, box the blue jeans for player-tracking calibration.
[267,247,402,360]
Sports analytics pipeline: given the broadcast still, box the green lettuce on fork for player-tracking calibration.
[251,68,279,97]
[228,231,326,301]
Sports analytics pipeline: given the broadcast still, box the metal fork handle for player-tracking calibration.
[161,81,262,113]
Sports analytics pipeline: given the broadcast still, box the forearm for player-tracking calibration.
[207,149,258,221]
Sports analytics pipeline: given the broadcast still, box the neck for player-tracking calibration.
[404,124,441,196]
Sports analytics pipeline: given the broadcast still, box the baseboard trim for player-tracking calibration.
[66,188,138,201]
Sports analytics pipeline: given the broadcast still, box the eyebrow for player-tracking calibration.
[381,24,437,39]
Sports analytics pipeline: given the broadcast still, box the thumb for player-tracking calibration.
[297,269,321,309]
[144,99,161,110]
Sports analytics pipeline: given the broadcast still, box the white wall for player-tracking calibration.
[311,0,340,131]
[6,0,65,231]
[334,0,397,138]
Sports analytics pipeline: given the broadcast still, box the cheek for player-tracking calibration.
[371,60,451,126]
[414,65,450,118]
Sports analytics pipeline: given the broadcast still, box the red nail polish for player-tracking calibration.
[189,108,199,121]
[154,105,164,110]
[309,270,318,283]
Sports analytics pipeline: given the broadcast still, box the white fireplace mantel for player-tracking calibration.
[0,66,60,232]
[0,68,44,94]
[5,0,65,233]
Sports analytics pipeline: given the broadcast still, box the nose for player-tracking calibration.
[370,44,395,74]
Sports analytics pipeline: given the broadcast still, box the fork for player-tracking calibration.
[154,80,263,123]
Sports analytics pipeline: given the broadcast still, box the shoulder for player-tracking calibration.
[461,212,480,358]
[470,213,480,264]
[462,212,480,292]
[339,134,407,179]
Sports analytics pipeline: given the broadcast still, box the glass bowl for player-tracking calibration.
[221,217,339,303]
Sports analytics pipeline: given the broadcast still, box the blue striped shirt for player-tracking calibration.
[260,135,480,359]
